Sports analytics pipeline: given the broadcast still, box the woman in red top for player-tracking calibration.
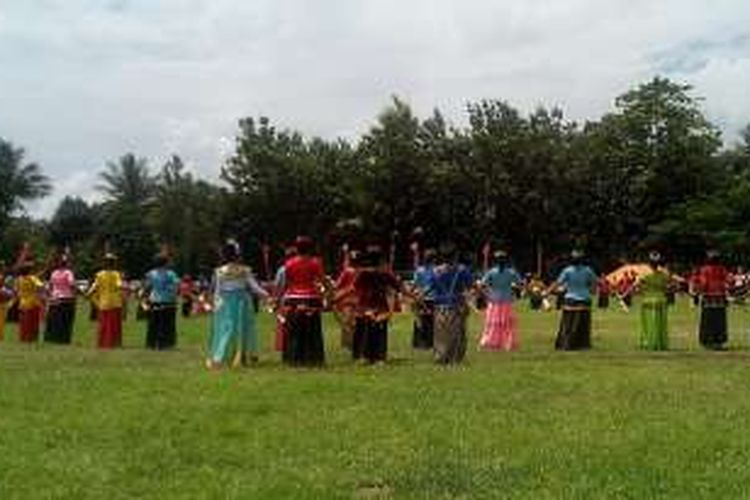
[696,250,730,350]
[279,236,328,366]
[351,246,404,364]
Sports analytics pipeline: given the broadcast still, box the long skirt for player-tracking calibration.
[479,302,518,351]
[555,301,592,351]
[18,306,42,343]
[640,299,668,350]
[97,308,122,349]
[433,304,468,364]
[208,291,257,366]
[283,297,325,366]
[353,315,388,363]
[412,301,434,349]
[0,303,7,341]
[146,303,177,350]
[45,299,76,344]
[699,296,727,349]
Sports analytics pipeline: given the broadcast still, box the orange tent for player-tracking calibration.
[605,263,653,284]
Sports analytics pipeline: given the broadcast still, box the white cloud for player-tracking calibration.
[0,0,748,217]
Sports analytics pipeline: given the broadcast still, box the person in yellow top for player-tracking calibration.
[15,260,45,343]
[87,254,124,349]
[0,260,14,341]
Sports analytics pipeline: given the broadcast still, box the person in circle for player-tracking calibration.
[549,250,598,351]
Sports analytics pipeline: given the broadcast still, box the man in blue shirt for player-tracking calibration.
[144,254,180,350]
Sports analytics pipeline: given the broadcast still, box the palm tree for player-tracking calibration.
[0,138,51,233]
[97,153,155,206]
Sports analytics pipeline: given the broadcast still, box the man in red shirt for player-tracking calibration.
[696,250,730,350]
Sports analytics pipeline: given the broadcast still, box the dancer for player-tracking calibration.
[0,261,12,341]
[15,260,45,343]
[696,250,730,350]
[87,253,124,349]
[333,248,360,351]
[411,248,436,349]
[350,246,404,364]
[637,251,670,350]
[206,240,268,369]
[430,244,474,364]
[549,250,597,351]
[144,254,180,350]
[478,250,522,351]
[278,236,329,366]
[44,254,77,344]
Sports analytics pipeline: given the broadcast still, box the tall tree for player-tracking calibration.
[0,138,51,241]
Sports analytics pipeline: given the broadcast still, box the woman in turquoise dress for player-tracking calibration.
[638,251,670,350]
[206,241,269,369]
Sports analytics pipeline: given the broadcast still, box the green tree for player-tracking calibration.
[0,138,51,243]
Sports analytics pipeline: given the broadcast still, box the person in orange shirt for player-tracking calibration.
[87,253,124,349]
[14,260,45,343]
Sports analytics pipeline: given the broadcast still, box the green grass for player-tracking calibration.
[3,298,750,499]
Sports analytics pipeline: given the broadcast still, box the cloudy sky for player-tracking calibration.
[1,0,749,217]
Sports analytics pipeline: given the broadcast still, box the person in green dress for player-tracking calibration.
[637,251,670,350]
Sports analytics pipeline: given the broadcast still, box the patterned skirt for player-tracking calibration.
[479,302,517,351]
[433,304,468,364]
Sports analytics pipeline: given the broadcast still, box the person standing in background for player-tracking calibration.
[15,260,45,343]
[45,254,77,344]
[144,254,180,350]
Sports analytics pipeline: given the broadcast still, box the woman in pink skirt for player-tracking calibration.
[479,250,522,351]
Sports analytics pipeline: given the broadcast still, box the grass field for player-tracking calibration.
[2,298,750,499]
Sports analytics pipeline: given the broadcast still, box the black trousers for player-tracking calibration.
[353,316,389,363]
[146,303,177,350]
[45,299,76,344]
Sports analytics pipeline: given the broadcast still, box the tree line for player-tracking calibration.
[1,77,749,279]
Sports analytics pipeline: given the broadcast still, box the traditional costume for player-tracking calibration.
[554,255,597,351]
[411,261,436,349]
[207,261,268,367]
[638,265,670,350]
[479,263,521,351]
[351,260,401,363]
[15,271,44,343]
[45,264,77,344]
[144,264,180,350]
[88,262,124,349]
[279,240,326,366]
[334,262,358,351]
[430,262,474,364]
[697,258,729,349]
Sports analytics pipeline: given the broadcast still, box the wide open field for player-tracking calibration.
[2,298,750,499]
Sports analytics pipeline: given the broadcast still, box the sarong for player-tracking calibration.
[45,299,76,344]
[555,300,591,351]
[18,306,42,343]
[353,315,388,363]
[97,308,122,349]
[433,304,468,364]
[699,295,727,349]
[640,299,668,350]
[146,303,177,350]
[479,302,517,351]
[282,297,325,366]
